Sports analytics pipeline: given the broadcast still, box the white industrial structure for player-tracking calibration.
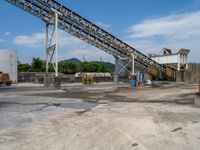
[150,48,190,71]
[0,49,18,82]
[75,72,111,78]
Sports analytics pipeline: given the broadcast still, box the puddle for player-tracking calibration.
[0,101,98,130]
[0,101,98,112]
[60,102,98,110]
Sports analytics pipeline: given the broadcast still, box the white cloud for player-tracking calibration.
[126,11,200,62]
[4,32,11,36]
[12,33,45,48]
[12,30,114,62]
[0,39,6,43]
[59,48,114,62]
[12,30,86,48]
[58,30,86,48]
[127,11,200,39]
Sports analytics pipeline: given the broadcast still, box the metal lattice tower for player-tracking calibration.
[3,0,175,79]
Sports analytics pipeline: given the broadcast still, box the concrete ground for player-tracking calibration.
[0,82,200,150]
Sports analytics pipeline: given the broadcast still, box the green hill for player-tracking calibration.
[18,57,115,73]
[91,61,115,71]
[59,58,115,72]
[59,58,81,65]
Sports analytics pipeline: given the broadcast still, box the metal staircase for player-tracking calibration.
[4,0,175,79]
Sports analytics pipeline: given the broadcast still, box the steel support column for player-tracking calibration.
[132,54,135,76]
[46,23,49,76]
[44,23,50,87]
[44,11,60,88]
[55,12,58,77]
[114,57,119,88]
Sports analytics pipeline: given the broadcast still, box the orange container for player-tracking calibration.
[199,76,200,93]
[166,67,175,78]
[148,67,159,77]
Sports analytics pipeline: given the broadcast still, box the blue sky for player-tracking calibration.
[0,0,200,63]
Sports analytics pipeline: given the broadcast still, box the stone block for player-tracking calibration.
[195,93,200,107]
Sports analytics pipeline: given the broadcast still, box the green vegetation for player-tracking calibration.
[18,57,115,74]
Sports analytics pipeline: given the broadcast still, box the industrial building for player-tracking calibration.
[0,49,18,83]
[150,48,190,71]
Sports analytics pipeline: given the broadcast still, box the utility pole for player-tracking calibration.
[55,12,58,77]
[100,56,102,62]
[45,9,62,89]
[44,23,50,87]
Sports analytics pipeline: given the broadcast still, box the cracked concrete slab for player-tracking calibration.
[0,82,200,150]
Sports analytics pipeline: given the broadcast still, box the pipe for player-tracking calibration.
[131,54,135,76]
[55,12,58,77]
[199,75,200,93]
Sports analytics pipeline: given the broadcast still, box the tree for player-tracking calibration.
[67,62,78,73]
[81,62,91,72]
[31,57,45,72]
[80,62,107,72]
[59,62,78,74]
[18,58,114,73]
[18,63,32,72]
[90,63,99,72]
[98,63,107,72]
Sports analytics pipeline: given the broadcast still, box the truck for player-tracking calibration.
[0,72,12,86]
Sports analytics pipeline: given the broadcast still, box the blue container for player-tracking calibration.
[139,73,145,83]
[136,74,140,83]
[130,80,136,88]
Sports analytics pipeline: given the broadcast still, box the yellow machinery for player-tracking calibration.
[82,75,94,85]
[148,66,175,79]
[148,67,160,78]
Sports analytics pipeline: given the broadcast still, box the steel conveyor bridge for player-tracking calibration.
[3,0,175,79]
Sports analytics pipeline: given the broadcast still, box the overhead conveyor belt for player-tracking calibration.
[4,0,176,79]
